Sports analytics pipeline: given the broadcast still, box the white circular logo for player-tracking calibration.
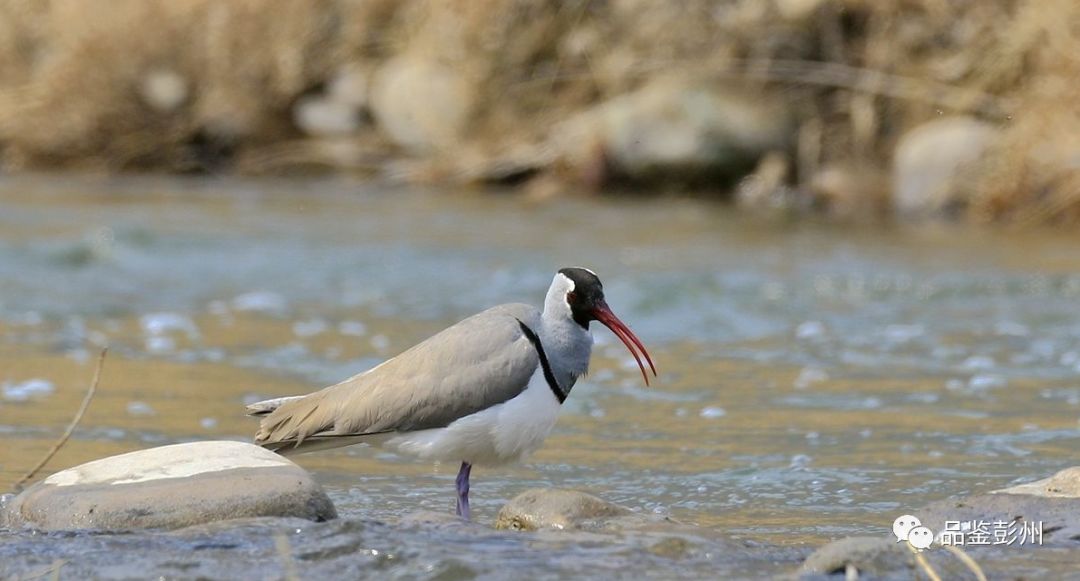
[892,514,922,542]
[907,525,934,550]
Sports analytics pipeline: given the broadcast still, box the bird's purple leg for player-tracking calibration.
[455,461,472,520]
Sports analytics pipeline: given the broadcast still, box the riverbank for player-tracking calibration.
[0,0,1076,222]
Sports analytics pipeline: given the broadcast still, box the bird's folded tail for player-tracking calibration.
[258,434,384,456]
[247,392,381,456]
[245,395,307,417]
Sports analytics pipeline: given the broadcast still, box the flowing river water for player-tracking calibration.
[2,175,1079,578]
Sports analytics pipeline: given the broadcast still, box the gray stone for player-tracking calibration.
[892,116,997,217]
[2,440,336,531]
[799,536,974,579]
[800,537,913,577]
[369,56,472,153]
[918,492,1080,548]
[293,96,362,137]
[908,466,1080,548]
[799,466,1080,580]
[496,488,663,531]
[995,465,1080,497]
[554,77,792,184]
[800,467,1080,579]
[138,69,189,113]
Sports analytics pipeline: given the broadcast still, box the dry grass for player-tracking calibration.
[0,0,1075,222]
[0,0,343,170]
[959,0,1080,223]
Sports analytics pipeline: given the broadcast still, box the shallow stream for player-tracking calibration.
[2,176,1079,577]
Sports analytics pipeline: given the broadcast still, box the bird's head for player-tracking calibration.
[553,267,657,385]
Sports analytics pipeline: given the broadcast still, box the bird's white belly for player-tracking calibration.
[381,368,562,466]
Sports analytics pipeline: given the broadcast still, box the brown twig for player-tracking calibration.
[13,348,106,492]
[906,542,943,581]
[942,544,989,581]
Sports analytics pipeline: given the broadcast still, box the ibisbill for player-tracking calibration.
[247,267,656,520]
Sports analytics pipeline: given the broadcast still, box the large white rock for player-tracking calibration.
[2,441,336,530]
[369,55,472,153]
[294,95,362,137]
[892,116,998,217]
[139,69,189,113]
[554,77,792,183]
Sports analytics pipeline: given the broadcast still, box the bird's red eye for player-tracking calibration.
[566,291,577,304]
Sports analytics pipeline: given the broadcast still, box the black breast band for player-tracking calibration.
[515,320,567,404]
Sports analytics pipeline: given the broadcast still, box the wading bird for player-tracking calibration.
[248,267,655,520]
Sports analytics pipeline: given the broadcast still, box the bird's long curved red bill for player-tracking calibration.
[593,301,657,385]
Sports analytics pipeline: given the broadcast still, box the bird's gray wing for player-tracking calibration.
[255,303,542,451]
